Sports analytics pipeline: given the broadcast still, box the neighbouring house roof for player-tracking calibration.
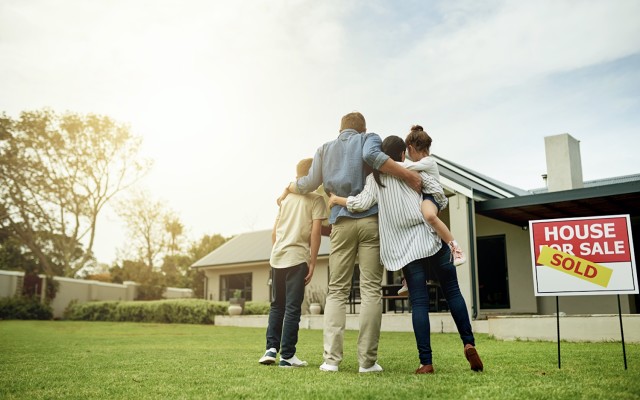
[191,229,332,268]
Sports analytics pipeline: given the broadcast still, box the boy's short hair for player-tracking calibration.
[340,112,366,133]
[296,158,313,178]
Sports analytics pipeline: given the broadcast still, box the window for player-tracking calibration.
[220,273,252,301]
[477,235,510,309]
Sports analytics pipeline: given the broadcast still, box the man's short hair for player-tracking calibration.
[296,158,313,178]
[340,112,366,133]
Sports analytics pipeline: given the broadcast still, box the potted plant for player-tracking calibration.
[306,286,326,315]
[228,289,245,316]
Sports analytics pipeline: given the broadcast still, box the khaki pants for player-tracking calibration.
[323,215,383,369]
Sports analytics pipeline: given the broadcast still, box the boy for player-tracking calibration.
[259,158,327,367]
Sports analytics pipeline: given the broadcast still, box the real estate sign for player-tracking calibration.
[529,215,638,296]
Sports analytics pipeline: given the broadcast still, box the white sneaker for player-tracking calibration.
[259,348,277,365]
[449,241,466,266]
[279,354,308,368]
[319,362,339,372]
[397,284,409,296]
[359,362,383,373]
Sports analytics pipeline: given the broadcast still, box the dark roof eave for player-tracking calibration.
[476,180,640,212]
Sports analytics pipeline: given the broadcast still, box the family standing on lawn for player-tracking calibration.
[259,111,483,374]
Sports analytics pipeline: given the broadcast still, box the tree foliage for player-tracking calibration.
[0,109,150,277]
[116,190,170,270]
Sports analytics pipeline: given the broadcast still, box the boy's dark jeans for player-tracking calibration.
[265,263,308,359]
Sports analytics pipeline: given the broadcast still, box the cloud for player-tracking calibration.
[1,0,639,263]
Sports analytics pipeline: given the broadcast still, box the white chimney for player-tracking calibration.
[544,133,583,192]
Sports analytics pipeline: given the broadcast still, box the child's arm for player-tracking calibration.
[305,218,323,285]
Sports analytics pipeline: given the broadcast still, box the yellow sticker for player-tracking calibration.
[537,246,613,288]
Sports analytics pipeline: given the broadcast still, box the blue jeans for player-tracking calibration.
[265,263,307,359]
[404,242,475,365]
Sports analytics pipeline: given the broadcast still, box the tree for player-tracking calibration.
[0,109,150,277]
[164,214,184,257]
[186,234,229,297]
[117,190,170,269]
[109,259,165,300]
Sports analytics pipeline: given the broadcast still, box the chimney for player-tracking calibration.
[544,133,583,192]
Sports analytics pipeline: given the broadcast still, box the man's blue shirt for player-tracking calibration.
[295,129,389,224]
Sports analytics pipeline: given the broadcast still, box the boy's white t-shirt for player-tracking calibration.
[270,192,327,269]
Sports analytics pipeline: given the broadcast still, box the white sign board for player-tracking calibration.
[529,215,638,296]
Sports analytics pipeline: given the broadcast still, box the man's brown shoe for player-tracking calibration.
[415,364,435,374]
[464,344,483,372]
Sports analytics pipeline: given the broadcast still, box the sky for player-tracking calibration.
[1,0,639,265]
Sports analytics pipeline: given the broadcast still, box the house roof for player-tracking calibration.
[434,154,530,200]
[475,177,640,227]
[191,229,332,268]
[435,153,640,227]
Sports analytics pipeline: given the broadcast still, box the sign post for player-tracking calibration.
[529,215,638,369]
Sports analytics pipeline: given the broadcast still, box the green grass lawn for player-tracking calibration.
[0,321,638,400]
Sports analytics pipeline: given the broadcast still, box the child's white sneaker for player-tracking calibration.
[449,241,466,266]
[279,354,308,367]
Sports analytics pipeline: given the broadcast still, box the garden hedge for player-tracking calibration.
[63,299,271,324]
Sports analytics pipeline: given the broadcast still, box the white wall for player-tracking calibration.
[0,270,194,318]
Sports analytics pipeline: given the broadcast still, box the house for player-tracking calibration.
[192,133,640,318]
[191,229,332,303]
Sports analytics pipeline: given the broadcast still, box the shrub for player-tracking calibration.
[243,301,270,315]
[64,299,230,324]
[63,300,119,321]
[0,297,53,320]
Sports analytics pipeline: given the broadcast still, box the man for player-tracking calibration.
[278,112,420,373]
[329,135,483,374]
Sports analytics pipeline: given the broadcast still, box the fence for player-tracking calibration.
[0,269,194,318]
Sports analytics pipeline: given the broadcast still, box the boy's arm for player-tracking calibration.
[305,218,322,285]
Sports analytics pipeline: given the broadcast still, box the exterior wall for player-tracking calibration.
[0,270,23,298]
[447,193,475,319]
[475,214,538,314]
[0,270,194,318]
[52,277,137,317]
[215,313,640,343]
[536,294,633,315]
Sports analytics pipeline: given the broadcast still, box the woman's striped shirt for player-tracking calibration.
[346,168,443,271]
